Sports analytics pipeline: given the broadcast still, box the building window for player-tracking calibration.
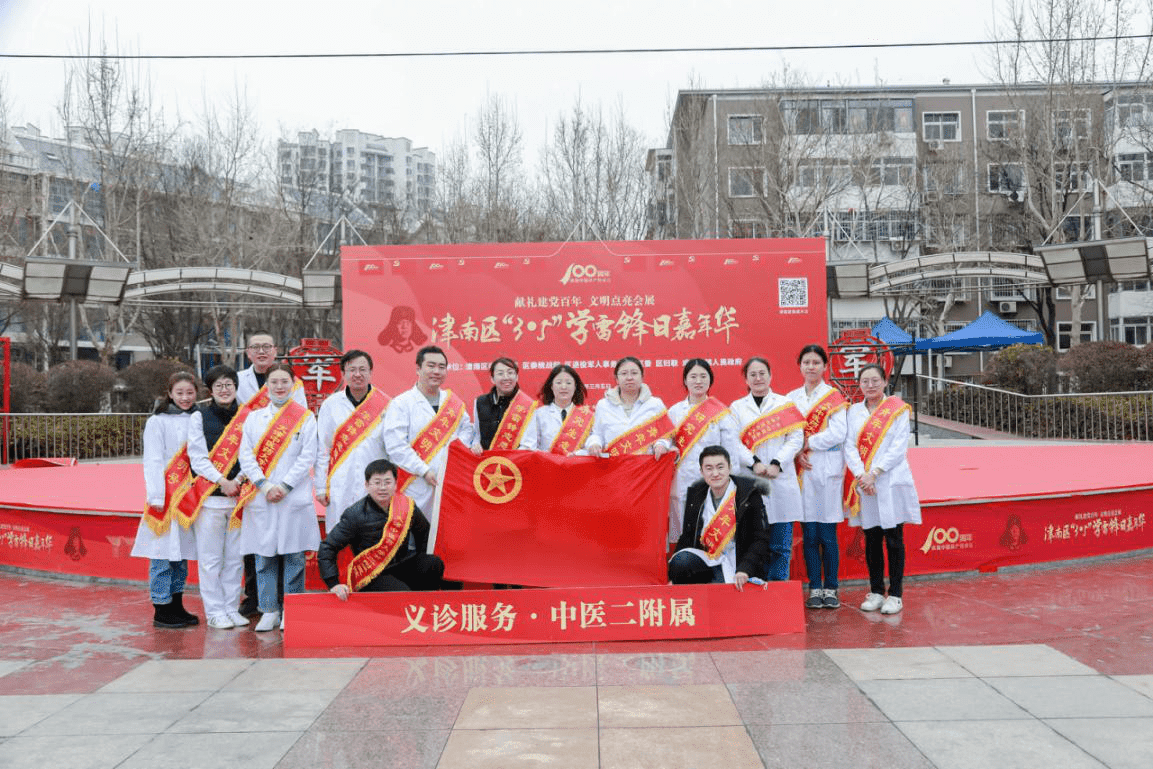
[1116,152,1149,182]
[728,167,765,198]
[988,163,1025,195]
[1054,108,1092,142]
[656,157,671,182]
[728,115,764,145]
[1055,284,1096,300]
[987,110,1024,140]
[869,157,916,186]
[1054,162,1090,193]
[923,112,961,142]
[1057,321,1096,350]
[730,219,766,238]
[923,165,965,196]
[1114,316,1153,345]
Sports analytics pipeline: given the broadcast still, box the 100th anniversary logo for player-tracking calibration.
[559,263,611,285]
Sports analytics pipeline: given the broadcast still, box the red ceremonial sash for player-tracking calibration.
[489,390,538,450]
[739,402,806,453]
[326,387,391,497]
[172,402,259,528]
[233,400,311,517]
[605,409,675,456]
[673,397,729,466]
[346,493,416,591]
[843,396,911,517]
[142,444,193,536]
[549,405,594,455]
[396,390,467,492]
[795,388,849,483]
[700,486,738,560]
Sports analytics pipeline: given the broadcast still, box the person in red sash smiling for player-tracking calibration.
[668,359,741,544]
[319,459,444,596]
[669,445,771,589]
[183,365,250,630]
[471,357,535,452]
[844,364,921,615]
[238,364,320,632]
[586,357,674,459]
[788,345,849,609]
[314,350,390,531]
[730,357,805,581]
[131,371,201,629]
[519,364,593,455]
[382,345,475,544]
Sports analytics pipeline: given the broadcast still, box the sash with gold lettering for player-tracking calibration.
[233,400,312,517]
[325,387,391,497]
[549,405,594,455]
[489,390,537,450]
[795,388,849,483]
[172,407,248,529]
[843,396,910,517]
[699,485,738,560]
[142,444,193,535]
[396,390,467,492]
[346,493,416,591]
[739,401,806,455]
[673,397,729,466]
[605,409,675,456]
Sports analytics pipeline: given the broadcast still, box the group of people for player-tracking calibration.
[132,331,922,634]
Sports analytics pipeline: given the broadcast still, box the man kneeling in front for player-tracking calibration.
[668,445,772,591]
[319,459,445,598]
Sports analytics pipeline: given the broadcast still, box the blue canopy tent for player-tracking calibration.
[870,316,918,351]
[915,310,1044,351]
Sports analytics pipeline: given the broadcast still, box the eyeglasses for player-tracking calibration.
[247,343,275,352]
[211,381,236,390]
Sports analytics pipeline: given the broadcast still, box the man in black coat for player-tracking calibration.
[668,445,772,590]
[318,459,445,596]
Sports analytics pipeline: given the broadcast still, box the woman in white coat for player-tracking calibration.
[519,364,592,455]
[586,357,673,458]
[730,357,805,581]
[130,371,201,628]
[844,364,921,615]
[667,358,740,544]
[186,365,250,630]
[239,364,320,632]
[788,345,848,609]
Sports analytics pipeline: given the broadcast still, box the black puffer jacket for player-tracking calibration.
[676,475,772,578]
[317,495,431,588]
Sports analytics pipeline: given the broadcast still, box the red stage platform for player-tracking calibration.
[1,444,1150,585]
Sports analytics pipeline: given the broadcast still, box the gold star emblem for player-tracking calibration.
[473,457,523,504]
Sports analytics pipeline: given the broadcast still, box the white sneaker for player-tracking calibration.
[254,612,280,632]
[860,592,885,612]
[880,596,903,615]
[279,613,285,631]
[207,615,234,630]
[227,611,250,627]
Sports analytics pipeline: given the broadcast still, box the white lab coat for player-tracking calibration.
[788,383,849,524]
[130,410,198,561]
[381,386,475,512]
[667,398,741,542]
[730,391,804,524]
[238,403,321,557]
[586,385,673,455]
[314,386,389,530]
[518,402,590,454]
[843,402,922,530]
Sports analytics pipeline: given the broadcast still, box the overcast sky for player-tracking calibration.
[0,0,1000,163]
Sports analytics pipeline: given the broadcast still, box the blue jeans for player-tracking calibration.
[149,559,188,604]
[667,550,725,584]
[801,521,839,590]
[256,553,305,613]
[765,522,792,581]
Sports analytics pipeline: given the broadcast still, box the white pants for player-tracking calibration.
[193,497,245,618]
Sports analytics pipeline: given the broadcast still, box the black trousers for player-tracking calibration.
[864,524,905,597]
[363,553,445,592]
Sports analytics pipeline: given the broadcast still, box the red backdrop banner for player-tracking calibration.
[341,239,828,405]
[283,582,805,648]
[434,443,675,587]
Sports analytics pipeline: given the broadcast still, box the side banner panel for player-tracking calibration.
[435,443,675,587]
[341,239,827,404]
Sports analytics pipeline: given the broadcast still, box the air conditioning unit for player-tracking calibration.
[942,355,954,368]
[998,301,1018,314]
[926,140,945,152]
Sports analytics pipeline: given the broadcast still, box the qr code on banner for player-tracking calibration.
[778,278,808,308]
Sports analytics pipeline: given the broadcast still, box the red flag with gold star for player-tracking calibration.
[435,442,675,587]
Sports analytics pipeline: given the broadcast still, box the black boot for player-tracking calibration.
[152,602,187,629]
[171,592,200,626]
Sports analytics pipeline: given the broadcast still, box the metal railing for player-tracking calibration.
[1,413,150,464]
[915,376,1153,441]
